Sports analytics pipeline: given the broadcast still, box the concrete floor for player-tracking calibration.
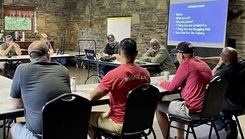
[1,65,245,139]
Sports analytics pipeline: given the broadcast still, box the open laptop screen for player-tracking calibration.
[84,49,97,60]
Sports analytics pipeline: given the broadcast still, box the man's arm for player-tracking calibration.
[102,52,109,56]
[89,87,107,101]
[196,56,220,64]
[13,43,22,56]
[0,44,13,56]
[10,65,23,108]
[101,44,109,56]
[150,49,167,63]
[211,58,224,76]
[11,98,24,108]
[47,41,54,55]
[140,49,152,62]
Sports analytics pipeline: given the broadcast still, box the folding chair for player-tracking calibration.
[41,93,92,139]
[166,76,228,139]
[92,83,160,139]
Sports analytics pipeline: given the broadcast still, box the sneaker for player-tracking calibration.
[225,120,238,139]
[214,117,226,131]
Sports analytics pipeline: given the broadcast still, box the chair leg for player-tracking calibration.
[211,121,220,139]
[166,120,172,139]
[6,118,16,139]
[234,115,244,139]
[151,127,157,139]
[208,123,213,138]
[190,127,197,139]
[185,126,190,139]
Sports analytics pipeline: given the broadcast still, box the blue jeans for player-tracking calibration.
[99,65,116,76]
[214,112,226,131]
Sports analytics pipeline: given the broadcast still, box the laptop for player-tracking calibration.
[84,49,98,60]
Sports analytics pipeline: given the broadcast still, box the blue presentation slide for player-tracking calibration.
[167,0,229,46]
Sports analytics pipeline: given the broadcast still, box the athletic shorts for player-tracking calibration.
[158,100,194,119]
[90,112,123,134]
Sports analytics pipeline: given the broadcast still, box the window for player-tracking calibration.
[3,5,35,31]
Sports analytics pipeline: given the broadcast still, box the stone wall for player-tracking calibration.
[69,0,169,58]
[227,0,245,57]
[0,0,73,51]
[0,0,245,58]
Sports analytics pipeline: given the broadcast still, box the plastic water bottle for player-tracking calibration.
[163,71,170,80]
[70,77,76,92]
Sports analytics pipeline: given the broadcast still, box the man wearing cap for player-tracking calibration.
[0,35,22,77]
[99,34,120,76]
[39,33,54,55]
[10,41,71,139]
[102,34,120,57]
[140,38,176,76]
[156,42,212,139]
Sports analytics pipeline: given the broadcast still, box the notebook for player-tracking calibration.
[84,49,97,60]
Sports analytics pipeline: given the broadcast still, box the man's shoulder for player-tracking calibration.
[159,46,168,52]
[0,42,7,47]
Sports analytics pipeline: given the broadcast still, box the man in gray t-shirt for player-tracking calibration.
[10,41,71,139]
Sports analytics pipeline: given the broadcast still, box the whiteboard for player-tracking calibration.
[107,17,131,42]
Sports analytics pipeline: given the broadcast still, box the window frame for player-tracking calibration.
[3,5,35,32]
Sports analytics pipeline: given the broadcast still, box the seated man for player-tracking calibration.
[198,47,245,139]
[39,33,54,55]
[0,35,22,77]
[88,38,150,138]
[99,34,120,76]
[10,41,71,139]
[140,39,176,76]
[156,41,212,139]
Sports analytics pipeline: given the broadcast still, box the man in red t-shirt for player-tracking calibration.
[156,42,212,139]
[88,38,150,138]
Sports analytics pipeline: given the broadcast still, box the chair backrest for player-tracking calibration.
[201,76,228,119]
[121,83,160,134]
[42,93,92,139]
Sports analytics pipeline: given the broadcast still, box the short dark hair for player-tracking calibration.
[119,38,137,56]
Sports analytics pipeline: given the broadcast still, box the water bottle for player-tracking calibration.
[70,77,76,92]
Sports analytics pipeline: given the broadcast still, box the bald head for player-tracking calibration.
[220,47,238,65]
[28,41,49,59]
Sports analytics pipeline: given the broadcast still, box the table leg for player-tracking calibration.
[3,119,6,139]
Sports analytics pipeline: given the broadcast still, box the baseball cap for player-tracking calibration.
[107,34,115,40]
[40,33,48,38]
[171,41,194,54]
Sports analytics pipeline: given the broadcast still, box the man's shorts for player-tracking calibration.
[90,112,123,134]
[12,122,39,139]
[158,100,192,119]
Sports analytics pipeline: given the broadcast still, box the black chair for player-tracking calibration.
[41,93,92,139]
[224,109,245,139]
[93,83,160,139]
[166,76,228,139]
